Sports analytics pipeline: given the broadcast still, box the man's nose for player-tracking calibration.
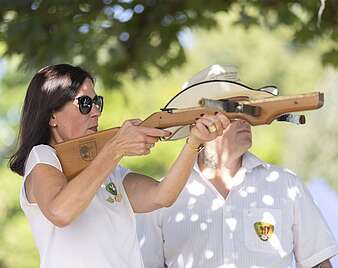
[237,119,249,125]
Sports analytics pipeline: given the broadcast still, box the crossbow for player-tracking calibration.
[53,81,324,178]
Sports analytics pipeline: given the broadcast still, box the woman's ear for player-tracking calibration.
[49,114,57,128]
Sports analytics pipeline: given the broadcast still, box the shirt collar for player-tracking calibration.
[193,151,268,174]
[242,151,268,172]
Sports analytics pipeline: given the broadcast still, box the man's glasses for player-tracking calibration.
[76,95,104,115]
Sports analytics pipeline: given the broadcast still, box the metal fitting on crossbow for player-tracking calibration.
[199,98,261,117]
[276,114,306,125]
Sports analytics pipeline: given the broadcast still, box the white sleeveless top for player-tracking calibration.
[20,144,144,268]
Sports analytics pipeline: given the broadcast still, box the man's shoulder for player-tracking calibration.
[266,163,298,176]
[248,153,302,184]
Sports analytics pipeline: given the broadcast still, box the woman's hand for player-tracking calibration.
[110,119,171,157]
[188,113,230,148]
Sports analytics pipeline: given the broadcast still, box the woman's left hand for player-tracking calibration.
[188,113,230,147]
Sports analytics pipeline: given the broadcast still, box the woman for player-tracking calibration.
[9,64,229,268]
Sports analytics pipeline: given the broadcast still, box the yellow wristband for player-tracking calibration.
[186,138,204,153]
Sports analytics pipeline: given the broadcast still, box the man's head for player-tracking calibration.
[189,64,252,164]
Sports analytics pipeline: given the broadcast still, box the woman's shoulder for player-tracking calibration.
[24,144,62,177]
[31,144,56,153]
[29,144,58,162]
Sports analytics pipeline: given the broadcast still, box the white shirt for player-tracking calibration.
[21,144,144,268]
[136,152,338,268]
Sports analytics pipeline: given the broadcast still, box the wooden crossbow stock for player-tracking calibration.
[54,92,324,179]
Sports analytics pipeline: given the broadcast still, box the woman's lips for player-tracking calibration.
[88,126,98,132]
[237,129,251,134]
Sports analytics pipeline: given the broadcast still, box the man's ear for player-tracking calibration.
[49,114,57,128]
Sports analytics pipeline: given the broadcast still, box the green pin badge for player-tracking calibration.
[106,182,117,196]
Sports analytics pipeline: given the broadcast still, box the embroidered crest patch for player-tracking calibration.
[254,222,274,241]
[105,182,122,203]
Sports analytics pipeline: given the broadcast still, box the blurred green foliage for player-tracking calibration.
[0,0,337,86]
[283,71,338,189]
[0,12,337,268]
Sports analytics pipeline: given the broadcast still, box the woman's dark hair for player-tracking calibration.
[9,64,94,176]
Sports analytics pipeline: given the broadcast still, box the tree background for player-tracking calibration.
[0,1,337,267]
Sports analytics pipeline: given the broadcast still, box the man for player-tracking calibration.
[136,65,338,268]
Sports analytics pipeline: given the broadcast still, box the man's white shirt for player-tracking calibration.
[136,152,338,268]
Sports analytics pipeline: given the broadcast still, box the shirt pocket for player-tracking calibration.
[243,208,283,254]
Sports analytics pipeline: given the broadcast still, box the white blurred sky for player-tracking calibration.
[292,179,338,267]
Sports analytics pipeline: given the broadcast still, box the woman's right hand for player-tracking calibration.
[110,119,171,157]
[188,113,230,149]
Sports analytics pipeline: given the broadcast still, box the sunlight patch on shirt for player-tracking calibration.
[188,197,197,206]
[175,212,185,222]
[239,189,248,197]
[187,180,206,196]
[288,186,300,201]
[231,169,245,187]
[225,217,237,232]
[283,167,296,176]
[211,198,224,211]
[261,211,277,225]
[269,235,287,258]
[177,254,193,268]
[265,171,280,182]
[200,222,208,231]
[247,186,257,193]
[190,214,199,222]
[204,249,214,259]
[262,195,274,206]
[139,235,145,247]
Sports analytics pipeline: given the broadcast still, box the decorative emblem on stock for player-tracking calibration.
[79,141,97,161]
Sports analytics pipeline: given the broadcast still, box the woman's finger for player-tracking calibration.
[144,136,159,144]
[146,143,155,149]
[209,117,224,136]
[197,117,213,129]
[129,119,143,126]
[195,120,211,137]
[216,113,231,129]
[199,116,221,135]
[139,127,171,138]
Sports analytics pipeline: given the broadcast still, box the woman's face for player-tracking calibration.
[50,78,101,143]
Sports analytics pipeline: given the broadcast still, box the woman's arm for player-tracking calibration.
[27,120,170,227]
[124,113,229,213]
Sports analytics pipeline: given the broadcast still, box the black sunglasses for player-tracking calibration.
[76,95,104,115]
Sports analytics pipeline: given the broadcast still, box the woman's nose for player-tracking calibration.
[91,104,101,117]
